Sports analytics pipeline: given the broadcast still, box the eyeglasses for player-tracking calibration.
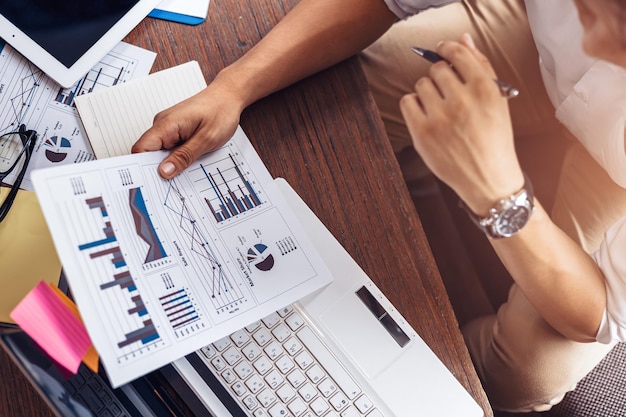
[0,125,37,222]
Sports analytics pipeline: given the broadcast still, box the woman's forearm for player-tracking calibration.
[491,202,607,342]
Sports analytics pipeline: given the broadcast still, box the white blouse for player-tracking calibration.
[385,0,626,343]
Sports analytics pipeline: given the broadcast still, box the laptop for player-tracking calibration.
[0,0,161,88]
[0,179,484,417]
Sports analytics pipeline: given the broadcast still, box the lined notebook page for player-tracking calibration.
[75,61,207,159]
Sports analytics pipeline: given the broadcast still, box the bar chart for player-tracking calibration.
[189,151,265,223]
[54,52,131,107]
[77,195,161,353]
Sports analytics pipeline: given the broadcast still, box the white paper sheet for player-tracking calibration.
[31,128,333,387]
[75,61,206,159]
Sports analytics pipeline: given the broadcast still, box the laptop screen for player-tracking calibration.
[0,0,140,68]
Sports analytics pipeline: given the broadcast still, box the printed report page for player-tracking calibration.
[31,127,333,387]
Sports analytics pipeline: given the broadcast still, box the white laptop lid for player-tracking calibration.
[173,178,484,417]
[0,0,161,88]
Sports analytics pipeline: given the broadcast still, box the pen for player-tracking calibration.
[411,46,519,99]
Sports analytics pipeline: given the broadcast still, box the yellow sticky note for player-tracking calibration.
[0,188,62,324]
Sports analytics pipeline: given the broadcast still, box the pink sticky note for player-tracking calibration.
[10,281,92,374]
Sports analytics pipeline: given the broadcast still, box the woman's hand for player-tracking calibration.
[400,33,524,215]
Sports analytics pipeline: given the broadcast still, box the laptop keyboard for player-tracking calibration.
[195,305,385,417]
[63,364,132,417]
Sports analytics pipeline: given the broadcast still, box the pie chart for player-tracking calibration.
[247,243,275,272]
[44,135,71,162]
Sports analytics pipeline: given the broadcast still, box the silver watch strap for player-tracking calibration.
[458,172,534,238]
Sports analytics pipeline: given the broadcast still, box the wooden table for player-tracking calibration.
[0,1,492,416]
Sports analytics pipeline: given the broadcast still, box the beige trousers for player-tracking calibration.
[359,0,626,412]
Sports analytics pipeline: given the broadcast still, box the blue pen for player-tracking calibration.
[411,46,519,99]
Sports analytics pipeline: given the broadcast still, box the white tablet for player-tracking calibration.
[0,0,162,88]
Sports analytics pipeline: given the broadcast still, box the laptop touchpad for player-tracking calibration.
[318,285,412,379]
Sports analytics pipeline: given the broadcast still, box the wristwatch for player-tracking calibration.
[459,173,535,239]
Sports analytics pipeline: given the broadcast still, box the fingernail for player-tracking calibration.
[161,161,175,176]
[463,33,476,49]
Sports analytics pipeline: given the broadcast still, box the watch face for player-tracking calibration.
[494,205,531,237]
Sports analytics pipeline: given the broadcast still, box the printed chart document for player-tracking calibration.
[31,127,334,387]
[0,41,156,190]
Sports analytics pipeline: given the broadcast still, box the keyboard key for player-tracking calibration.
[277,306,293,317]
[223,346,243,365]
[295,351,314,369]
[257,388,277,407]
[231,329,250,347]
[232,381,247,397]
[284,337,303,355]
[264,341,284,360]
[271,323,292,342]
[243,395,259,410]
[287,398,308,416]
[234,361,254,379]
[365,409,384,417]
[242,342,263,361]
[329,392,349,411]
[211,356,227,371]
[246,375,265,394]
[305,364,325,384]
[318,378,338,397]
[310,397,330,415]
[212,337,231,351]
[298,383,318,402]
[200,345,217,359]
[264,369,285,389]
[276,355,295,374]
[268,402,289,417]
[253,328,273,346]
[276,384,297,403]
[222,369,237,384]
[253,356,273,375]
[262,312,281,329]
[354,395,374,413]
[287,369,307,388]
[285,312,305,331]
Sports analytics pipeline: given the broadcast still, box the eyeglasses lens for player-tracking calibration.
[0,131,28,177]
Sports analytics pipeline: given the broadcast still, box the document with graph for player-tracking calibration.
[31,127,333,387]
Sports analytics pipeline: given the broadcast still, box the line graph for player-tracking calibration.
[0,60,47,134]
[162,178,246,310]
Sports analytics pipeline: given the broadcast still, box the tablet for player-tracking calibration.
[0,0,162,88]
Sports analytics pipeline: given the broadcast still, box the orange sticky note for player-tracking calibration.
[10,281,92,374]
[48,284,99,373]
